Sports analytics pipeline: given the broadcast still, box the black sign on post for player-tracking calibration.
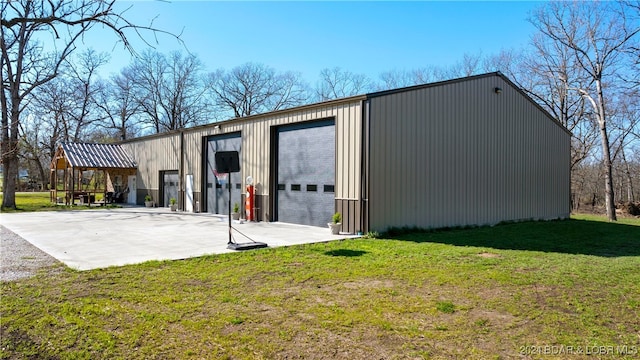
[213,150,267,251]
[214,151,240,245]
[214,151,240,173]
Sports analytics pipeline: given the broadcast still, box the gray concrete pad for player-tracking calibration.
[0,207,357,271]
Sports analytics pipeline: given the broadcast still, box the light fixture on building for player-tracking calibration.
[214,124,221,130]
[494,87,502,94]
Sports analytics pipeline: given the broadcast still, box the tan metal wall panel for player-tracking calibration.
[335,103,362,200]
[368,74,570,231]
[336,199,360,234]
[124,99,364,227]
[121,133,180,194]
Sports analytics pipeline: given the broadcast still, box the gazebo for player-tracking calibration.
[50,143,137,206]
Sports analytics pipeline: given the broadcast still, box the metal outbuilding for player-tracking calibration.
[119,72,571,233]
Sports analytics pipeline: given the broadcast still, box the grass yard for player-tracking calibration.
[0,192,113,212]
[1,215,639,359]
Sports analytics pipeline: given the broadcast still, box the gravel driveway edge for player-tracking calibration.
[1,225,62,282]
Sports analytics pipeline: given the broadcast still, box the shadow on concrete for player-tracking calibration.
[387,218,640,258]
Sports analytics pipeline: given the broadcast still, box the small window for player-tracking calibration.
[207,183,213,189]
[291,184,301,191]
[324,185,335,193]
[235,183,241,189]
[307,184,317,192]
[225,183,230,189]
[278,184,286,191]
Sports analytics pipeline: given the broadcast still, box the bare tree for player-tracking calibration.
[18,49,109,189]
[377,69,419,90]
[315,67,372,101]
[18,115,50,189]
[572,159,606,211]
[622,1,640,88]
[482,49,521,76]
[266,70,310,112]
[447,51,485,78]
[207,62,309,119]
[22,77,69,189]
[62,49,109,141]
[28,77,68,170]
[375,51,505,93]
[376,67,448,91]
[530,0,640,221]
[129,50,208,133]
[619,147,636,202]
[610,91,640,201]
[1,0,179,209]
[529,35,597,170]
[95,67,143,141]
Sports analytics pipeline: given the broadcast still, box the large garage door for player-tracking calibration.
[206,133,242,214]
[277,120,335,227]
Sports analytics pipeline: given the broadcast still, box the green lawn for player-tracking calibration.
[1,215,639,359]
[0,191,112,212]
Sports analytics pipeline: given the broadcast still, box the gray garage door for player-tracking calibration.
[277,120,335,227]
[206,133,242,215]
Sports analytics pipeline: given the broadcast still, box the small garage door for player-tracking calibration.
[206,133,242,214]
[276,120,335,227]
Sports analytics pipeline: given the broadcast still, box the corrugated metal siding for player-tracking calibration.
[336,199,361,234]
[180,101,362,200]
[122,99,364,227]
[121,133,181,193]
[165,101,361,199]
[368,74,570,231]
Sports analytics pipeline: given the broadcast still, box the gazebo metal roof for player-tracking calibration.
[54,143,137,169]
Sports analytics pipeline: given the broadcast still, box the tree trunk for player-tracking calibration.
[1,88,21,210]
[623,151,635,202]
[0,55,17,209]
[34,156,47,191]
[595,78,616,221]
[598,122,617,221]
[1,141,18,210]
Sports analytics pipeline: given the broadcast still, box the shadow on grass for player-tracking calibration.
[390,219,640,258]
[324,249,368,257]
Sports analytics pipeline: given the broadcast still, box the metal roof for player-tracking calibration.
[60,142,137,169]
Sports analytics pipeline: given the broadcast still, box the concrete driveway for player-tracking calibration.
[0,207,355,270]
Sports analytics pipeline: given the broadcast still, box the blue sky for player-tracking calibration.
[81,1,542,82]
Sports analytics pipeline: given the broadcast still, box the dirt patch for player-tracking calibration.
[467,308,517,327]
[341,279,396,289]
[275,328,421,360]
[477,252,501,258]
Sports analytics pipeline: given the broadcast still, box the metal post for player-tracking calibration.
[227,176,232,244]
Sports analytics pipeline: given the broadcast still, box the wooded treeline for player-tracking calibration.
[2,0,639,219]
